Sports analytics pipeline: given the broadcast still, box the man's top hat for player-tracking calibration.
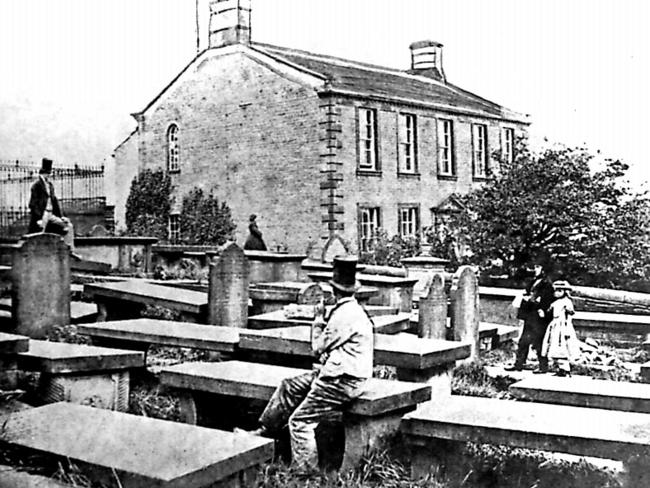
[329,255,362,293]
[40,158,53,174]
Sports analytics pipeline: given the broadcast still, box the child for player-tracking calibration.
[541,280,580,376]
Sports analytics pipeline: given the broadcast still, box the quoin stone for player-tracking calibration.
[418,272,447,340]
[208,241,249,327]
[450,265,479,363]
[12,233,70,338]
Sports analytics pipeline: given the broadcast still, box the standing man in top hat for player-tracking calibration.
[506,257,555,373]
[28,158,75,251]
[238,255,374,471]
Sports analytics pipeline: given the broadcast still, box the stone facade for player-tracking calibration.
[113,26,528,254]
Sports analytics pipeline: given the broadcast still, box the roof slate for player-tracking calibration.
[252,43,526,121]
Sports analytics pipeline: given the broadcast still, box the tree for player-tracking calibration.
[125,169,172,240]
[180,187,236,245]
[456,140,650,289]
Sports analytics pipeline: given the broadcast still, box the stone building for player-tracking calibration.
[113,0,529,255]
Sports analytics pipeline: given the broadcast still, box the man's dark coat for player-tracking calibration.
[28,177,62,234]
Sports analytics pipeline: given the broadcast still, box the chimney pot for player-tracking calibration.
[209,0,251,49]
[408,40,446,82]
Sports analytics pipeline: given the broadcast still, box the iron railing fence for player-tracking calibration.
[0,159,105,236]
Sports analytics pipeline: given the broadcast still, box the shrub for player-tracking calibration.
[124,169,172,240]
[359,229,420,267]
[180,187,236,245]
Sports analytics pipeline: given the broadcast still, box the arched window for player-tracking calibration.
[167,124,180,172]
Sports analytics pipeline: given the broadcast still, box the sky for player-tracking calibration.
[0,0,648,190]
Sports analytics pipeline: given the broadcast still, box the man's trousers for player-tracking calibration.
[258,371,365,470]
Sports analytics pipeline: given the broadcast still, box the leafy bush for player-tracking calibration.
[455,140,650,289]
[359,229,420,267]
[125,169,172,240]
[180,187,236,245]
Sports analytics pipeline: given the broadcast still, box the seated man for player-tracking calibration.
[28,158,77,254]
[241,256,374,471]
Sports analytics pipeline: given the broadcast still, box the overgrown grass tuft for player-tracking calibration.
[452,361,515,399]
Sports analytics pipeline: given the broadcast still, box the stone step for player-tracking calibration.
[0,402,274,487]
[510,374,650,413]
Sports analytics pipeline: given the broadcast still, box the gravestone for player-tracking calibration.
[418,273,447,340]
[12,233,70,338]
[296,282,324,305]
[450,266,479,363]
[321,234,349,263]
[208,242,249,327]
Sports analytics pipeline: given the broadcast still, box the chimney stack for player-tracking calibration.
[209,0,251,49]
[408,40,446,83]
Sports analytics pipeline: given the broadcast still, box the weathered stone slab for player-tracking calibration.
[18,340,145,374]
[510,375,650,413]
[0,464,71,487]
[208,242,249,328]
[247,309,411,334]
[239,326,469,369]
[70,301,99,323]
[85,280,207,315]
[308,272,417,312]
[78,319,240,353]
[0,332,29,354]
[12,233,70,338]
[161,360,431,417]
[0,402,274,488]
[401,395,650,461]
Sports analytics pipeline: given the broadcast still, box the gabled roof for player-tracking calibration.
[252,42,528,123]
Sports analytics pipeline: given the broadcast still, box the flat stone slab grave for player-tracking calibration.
[0,464,71,487]
[78,318,240,354]
[248,309,411,334]
[84,280,208,322]
[408,314,519,348]
[0,332,29,355]
[0,402,274,488]
[17,340,145,411]
[18,340,144,374]
[239,326,470,388]
[401,395,650,480]
[160,360,431,470]
[509,374,650,413]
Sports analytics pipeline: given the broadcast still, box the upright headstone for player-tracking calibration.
[12,233,70,338]
[450,265,480,363]
[418,272,447,339]
[296,283,325,306]
[208,242,249,327]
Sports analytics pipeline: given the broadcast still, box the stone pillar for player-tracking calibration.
[418,273,447,339]
[450,265,480,363]
[208,242,249,327]
[12,233,70,338]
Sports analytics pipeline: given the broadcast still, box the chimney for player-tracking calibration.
[209,0,251,48]
[408,40,446,83]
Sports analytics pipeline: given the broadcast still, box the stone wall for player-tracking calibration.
[138,50,323,253]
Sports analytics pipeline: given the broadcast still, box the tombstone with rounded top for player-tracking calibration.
[12,233,70,338]
[208,241,249,327]
[450,265,479,363]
